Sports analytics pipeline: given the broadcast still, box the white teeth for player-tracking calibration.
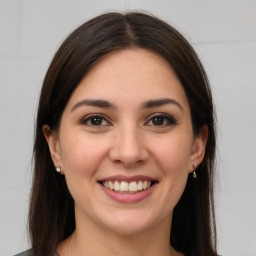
[102,180,153,192]
[129,181,137,192]
[103,181,109,188]
[114,181,120,191]
[137,181,143,190]
[109,181,114,190]
[143,181,147,190]
[120,181,129,192]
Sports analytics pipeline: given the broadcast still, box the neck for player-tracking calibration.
[57,207,182,256]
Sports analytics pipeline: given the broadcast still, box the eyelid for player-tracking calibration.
[145,113,177,126]
[79,112,177,127]
[80,113,112,126]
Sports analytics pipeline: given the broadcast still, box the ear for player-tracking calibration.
[189,125,208,173]
[42,125,62,168]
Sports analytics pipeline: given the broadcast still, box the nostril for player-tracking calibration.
[108,137,149,167]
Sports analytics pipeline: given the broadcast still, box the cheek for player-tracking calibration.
[152,134,193,175]
[59,132,109,177]
[152,134,192,202]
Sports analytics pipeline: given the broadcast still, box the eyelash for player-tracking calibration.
[80,114,110,127]
[145,113,177,127]
[80,113,177,127]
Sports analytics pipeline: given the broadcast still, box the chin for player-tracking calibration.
[99,210,160,236]
[106,222,151,236]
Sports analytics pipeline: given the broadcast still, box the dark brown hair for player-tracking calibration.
[29,11,217,256]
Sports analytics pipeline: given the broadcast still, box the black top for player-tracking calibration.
[14,249,58,256]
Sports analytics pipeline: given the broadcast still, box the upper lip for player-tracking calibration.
[99,175,157,183]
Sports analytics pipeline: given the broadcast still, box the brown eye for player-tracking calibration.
[81,115,110,127]
[145,114,177,127]
[152,117,164,126]
[90,117,103,126]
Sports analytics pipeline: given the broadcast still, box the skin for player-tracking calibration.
[43,48,208,256]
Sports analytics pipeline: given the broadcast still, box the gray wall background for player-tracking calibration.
[0,1,256,255]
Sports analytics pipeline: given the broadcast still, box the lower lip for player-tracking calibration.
[100,183,157,204]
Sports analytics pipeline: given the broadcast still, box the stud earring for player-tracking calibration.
[56,166,61,173]
[193,163,197,179]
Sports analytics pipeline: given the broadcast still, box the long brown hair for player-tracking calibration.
[29,12,217,256]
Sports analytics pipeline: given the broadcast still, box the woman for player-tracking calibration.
[16,11,217,256]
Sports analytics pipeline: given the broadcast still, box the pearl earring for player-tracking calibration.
[56,166,61,173]
[193,163,197,179]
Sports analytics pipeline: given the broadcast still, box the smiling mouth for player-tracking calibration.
[100,180,156,194]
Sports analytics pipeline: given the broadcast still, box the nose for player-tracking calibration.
[109,124,149,168]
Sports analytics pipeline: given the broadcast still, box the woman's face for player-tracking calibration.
[45,48,207,235]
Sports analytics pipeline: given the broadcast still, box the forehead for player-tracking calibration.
[65,48,189,111]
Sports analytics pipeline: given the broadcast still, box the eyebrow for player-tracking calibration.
[71,98,183,112]
[71,99,116,112]
[141,98,183,111]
